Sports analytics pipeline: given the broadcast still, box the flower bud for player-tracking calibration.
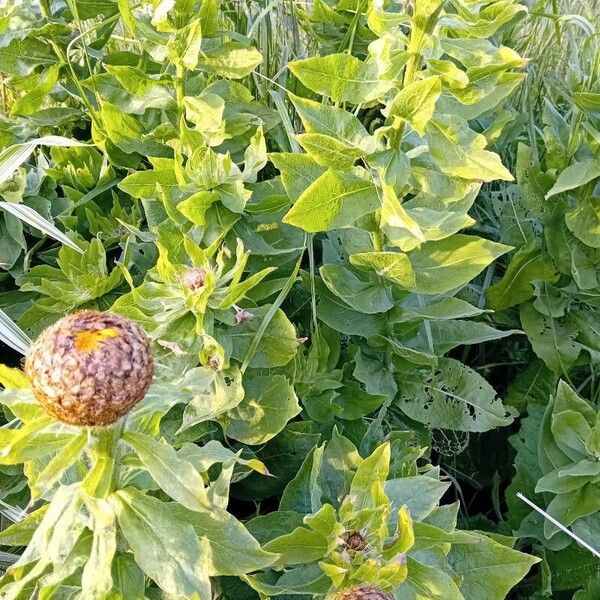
[344,531,367,552]
[25,311,154,426]
[335,586,394,600]
[181,267,207,291]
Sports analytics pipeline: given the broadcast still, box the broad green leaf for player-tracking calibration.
[0,418,74,465]
[520,302,581,375]
[168,503,277,575]
[296,133,366,170]
[409,235,511,294]
[348,443,390,511]
[270,153,327,202]
[395,297,488,322]
[283,169,380,233]
[262,504,338,566]
[289,54,393,104]
[177,191,221,226]
[112,488,211,599]
[0,365,30,389]
[30,432,87,499]
[565,196,600,249]
[448,532,539,599]
[229,306,299,368]
[487,241,559,310]
[386,76,441,135]
[0,37,56,75]
[11,63,60,116]
[429,320,521,354]
[399,557,463,600]
[380,185,425,251]
[320,263,394,314]
[166,19,202,70]
[385,475,449,522]
[350,251,416,289]
[546,159,600,198]
[397,358,514,432]
[178,368,245,432]
[289,94,372,147]
[221,375,301,444]
[198,42,262,78]
[81,499,117,598]
[119,168,179,199]
[123,432,211,512]
[426,116,514,181]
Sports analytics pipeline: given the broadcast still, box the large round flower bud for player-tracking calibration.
[335,587,394,600]
[25,311,154,426]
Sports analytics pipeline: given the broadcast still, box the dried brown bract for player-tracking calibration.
[25,311,154,426]
[334,586,394,600]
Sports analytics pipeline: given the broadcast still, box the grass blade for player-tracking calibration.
[0,309,31,355]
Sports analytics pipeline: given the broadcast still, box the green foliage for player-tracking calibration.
[0,0,597,598]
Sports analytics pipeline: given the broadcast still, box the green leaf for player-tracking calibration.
[426,116,514,182]
[565,196,600,249]
[30,432,87,499]
[112,488,212,599]
[487,240,559,310]
[349,251,416,289]
[428,320,521,354]
[409,235,511,294]
[448,532,539,599]
[0,37,56,75]
[386,76,442,135]
[320,263,394,314]
[520,302,581,375]
[229,305,299,368]
[198,42,263,78]
[546,159,600,198]
[289,94,372,148]
[270,153,327,202]
[262,504,338,566]
[397,358,514,432]
[119,168,179,199]
[178,368,245,432]
[296,133,366,170]
[220,375,301,444]
[282,169,380,233]
[166,19,203,70]
[289,54,393,104]
[123,432,211,512]
[168,503,277,575]
[385,475,450,521]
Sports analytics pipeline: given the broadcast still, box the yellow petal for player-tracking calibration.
[74,328,120,353]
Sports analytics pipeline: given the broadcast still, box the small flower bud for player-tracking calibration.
[181,267,207,291]
[335,586,394,600]
[344,531,367,552]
